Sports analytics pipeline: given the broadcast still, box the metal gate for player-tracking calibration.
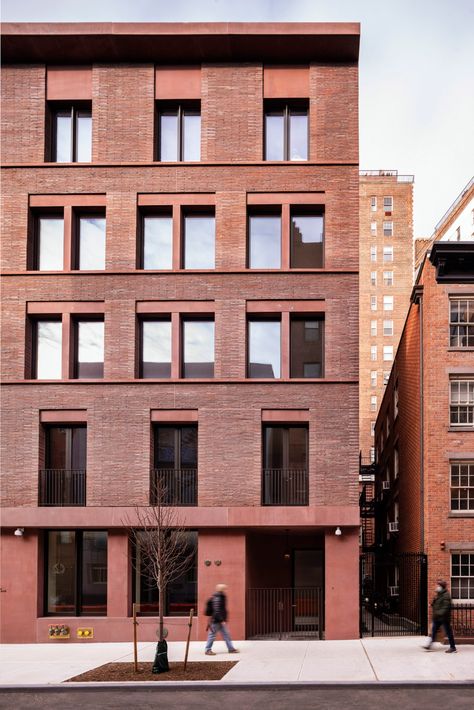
[360,552,427,637]
[247,587,323,639]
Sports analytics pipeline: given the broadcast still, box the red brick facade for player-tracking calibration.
[1,23,360,643]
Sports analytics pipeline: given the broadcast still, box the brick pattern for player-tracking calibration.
[1,65,46,163]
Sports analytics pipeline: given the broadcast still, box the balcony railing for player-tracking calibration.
[39,469,86,506]
[150,468,197,506]
[451,604,474,639]
[262,468,308,506]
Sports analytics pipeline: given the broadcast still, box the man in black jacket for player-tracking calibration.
[423,580,457,653]
[204,584,239,655]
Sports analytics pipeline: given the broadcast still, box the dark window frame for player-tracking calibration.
[139,316,173,379]
[72,316,105,380]
[156,101,201,162]
[47,101,92,163]
[180,315,215,379]
[262,424,308,469]
[44,424,87,470]
[247,208,282,270]
[290,315,325,379]
[30,209,65,271]
[72,208,106,271]
[44,529,107,617]
[181,208,216,270]
[153,424,198,471]
[31,316,63,380]
[138,207,173,270]
[263,99,309,161]
[289,207,325,269]
[247,315,282,379]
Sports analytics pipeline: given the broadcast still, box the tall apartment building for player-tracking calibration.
[414,176,474,272]
[374,239,474,631]
[359,171,414,461]
[0,23,360,643]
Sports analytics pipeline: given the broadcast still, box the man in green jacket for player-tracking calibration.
[423,580,457,653]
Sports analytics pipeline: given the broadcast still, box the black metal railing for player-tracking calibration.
[39,469,86,506]
[150,468,197,506]
[247,587,323,639]
[262,468,308,506]
[451,604,474,638]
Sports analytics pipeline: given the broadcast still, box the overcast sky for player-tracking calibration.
[3,0,473,237]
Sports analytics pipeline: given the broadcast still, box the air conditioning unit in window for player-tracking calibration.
[382,481,390,490]
[388,521,399,533]
[389,586,399,597]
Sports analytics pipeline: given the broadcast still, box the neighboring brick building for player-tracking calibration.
[1,23,360,643]
[374,239,474,629]
[359,171,414,462]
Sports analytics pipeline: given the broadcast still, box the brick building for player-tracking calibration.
[359,171,414,462]
[374,239,474,627]
[0,23,360,643]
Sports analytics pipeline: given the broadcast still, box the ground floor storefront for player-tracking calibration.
[0,524,360,644]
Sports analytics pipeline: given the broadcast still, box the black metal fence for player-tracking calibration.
[150,468,197,506]
[262,468,308,506]
[360,551,427,637]
[39,469,86,506]
[452,604,474,639]
[247,587,323,639]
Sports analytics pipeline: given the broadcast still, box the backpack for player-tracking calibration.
[204,596,214,617]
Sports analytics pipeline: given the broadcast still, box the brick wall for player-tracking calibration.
[1,65,46,163]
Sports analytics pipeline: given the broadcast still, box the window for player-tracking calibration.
[370,196,377,212]
[248,214,281,268]
[264,101,308,161]
[371,320,377,337]
[183,214,215,269]
[383,221,393,237]
[370,296,377,311]
[383,196,393,211]
[74,320,104,379]
[370,271,377,286]
[394,383,398,418]
[152,426,197,506]
[134,531,197,615]
[370,421,376,437]
[451,552,474,600]
[290,212,324,268]
[370,221,377,236]
[450,462,474,512]
[34,320,62,379]
[371,395,377,411]
[383,295,394,311]
[157,103,201,161]
[46,531,107,615]
[383,246,394,262]
[142,214,173,270]
[35,215,64,270]
[370,370,377,387]
[40,426,87,506]
[383,371,390,386]
[262,426,308,505]
[370,245,377,262]
[290,318,324,378]
[383,345,393,361]
[371,345,377,361]
[370,447,375,463]
[383,320,394,336]
[182,319,214,378]
[394,448,399,478]
[450,380,474,426]
[248,319,281,378]
[383,271,394,286]
[76,214,106,270]
[49,103,92,162]
[450,299,474,348]
[140,320,172,378]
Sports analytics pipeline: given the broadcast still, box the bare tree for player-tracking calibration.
[124,477,195,644]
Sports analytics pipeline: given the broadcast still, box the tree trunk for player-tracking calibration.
[159,581,164,642]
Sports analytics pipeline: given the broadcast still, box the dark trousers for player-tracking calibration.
[431,618,456,649]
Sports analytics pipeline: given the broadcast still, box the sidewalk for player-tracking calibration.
[1,637,473,685]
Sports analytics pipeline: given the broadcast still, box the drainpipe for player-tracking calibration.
[412,284,424,552]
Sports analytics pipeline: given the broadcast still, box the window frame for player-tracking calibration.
[156,101,201,162]
[383,196,393,212]
[73,209,107,271]
[450,461,474,513]
[451,551,474,601]
[450,379,474,427]
[383,221,394,237]
[72,317,105,380]
[449,298,474,348]
[44,529,107,616]
[139,317,173,379]
[181,316,215,379]
[48,101,92,163]
[263,100,309,161]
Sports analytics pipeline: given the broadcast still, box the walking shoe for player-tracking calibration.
[228,648,239,654]
[422,643,432,650]
[205,650,216,655]
[445,648,457,653]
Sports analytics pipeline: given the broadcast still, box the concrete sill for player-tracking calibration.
[448,513,474,518]
[448,347,474,352]
[448,428,474,433]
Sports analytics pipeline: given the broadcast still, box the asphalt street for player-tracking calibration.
[1,686,473,710]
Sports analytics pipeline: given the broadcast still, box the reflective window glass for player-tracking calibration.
[248,320,281,378]
[249,215,281,268]
[76,113,92,162]
[55,113,72,162]
[289,111,308,160]
[36,320,62,379]
[47,531,76,614]
[290,214,323,267]
[160,111,179,161]
[184,215,215,269]
[78,216,106,270]
[143,216,173,270]
[265,112,285,160]
[183,112,201,161]
[290,318,323,378]
[76,321,104,379]
[38,217,64,270]
[182,320,214,378]
[141,320,172,378]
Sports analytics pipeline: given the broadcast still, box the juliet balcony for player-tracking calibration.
[39,469,86,506]
[262,468,309,506]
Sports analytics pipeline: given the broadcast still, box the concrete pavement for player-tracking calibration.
[1,637,473,686]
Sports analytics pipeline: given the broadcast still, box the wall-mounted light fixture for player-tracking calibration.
[335,527,342,537]
[204,559,211,566]
[14,528,24,537]
[214,560,222,566]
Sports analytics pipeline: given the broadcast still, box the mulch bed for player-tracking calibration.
[66,661,237,682]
